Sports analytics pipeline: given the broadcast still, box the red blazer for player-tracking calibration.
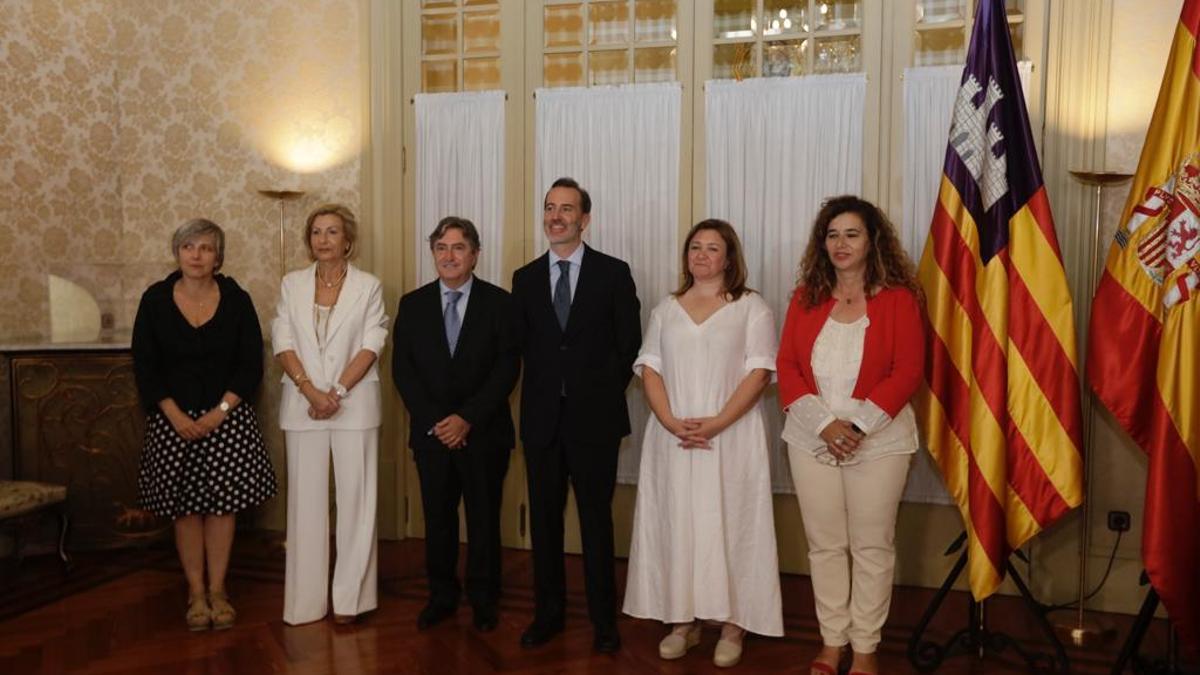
[776,285,925,417]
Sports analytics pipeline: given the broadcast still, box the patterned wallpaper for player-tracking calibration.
[0,0,366,530]
[0,0,363,338]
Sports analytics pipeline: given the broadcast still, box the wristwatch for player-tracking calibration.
[334,384,349,398]
[218,401,231,413]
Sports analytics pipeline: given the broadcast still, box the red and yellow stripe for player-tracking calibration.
[920,177,1083,600]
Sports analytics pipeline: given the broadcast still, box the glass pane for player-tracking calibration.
[422,0,456,7]
[589,49,631,85]
[463,9,500,54]
[544,52,585,87]
[422,13,458,56]
[464,57,500,90]
[763,39,806,77]
[590,1,630,46]
[817,0,862,31]
[813,35,861,73]
[916,0,965,25]
[635,0,677,42]
[714,42,757,80]
[763,1,805,37]
[634,46,676,82]
[714,0,756,39]
[545,3,584,48]
[1006,0,1023,15]
[914,27,965,65]
[422,60,458,93]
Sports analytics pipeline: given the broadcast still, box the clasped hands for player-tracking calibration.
[167,406,227,441]
[819,419,865,461]
[304,384,343,420]
[433,414,471,450]
[664,416,725,450]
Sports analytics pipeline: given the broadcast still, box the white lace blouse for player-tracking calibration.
[781,314,918,466]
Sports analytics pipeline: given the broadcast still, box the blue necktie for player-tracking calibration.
[553,260,571,330]
[444,290,462,355]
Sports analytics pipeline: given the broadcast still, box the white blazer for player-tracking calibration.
[272,263,389,431]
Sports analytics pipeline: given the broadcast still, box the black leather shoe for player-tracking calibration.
[593,625,621,654]
[520,617,564,647]
[472,606,498,632]
[416,603,456,630]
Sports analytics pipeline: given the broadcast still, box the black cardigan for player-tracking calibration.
[131,271,264,414]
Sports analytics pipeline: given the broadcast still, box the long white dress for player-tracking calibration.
[622,292,783,636]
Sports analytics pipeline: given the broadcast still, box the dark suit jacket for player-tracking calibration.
[511,244,641,448]
[392,277,519,452]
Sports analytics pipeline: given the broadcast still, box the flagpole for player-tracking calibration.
[1057,170,1131,648]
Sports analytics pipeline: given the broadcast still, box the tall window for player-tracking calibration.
[912,0,1024,65]
[542,0,680,87]
[420,0,503,92]
[711,0,865,79]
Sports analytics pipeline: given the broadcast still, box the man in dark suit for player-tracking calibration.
[392,216,519,633]
[511,177,642,653]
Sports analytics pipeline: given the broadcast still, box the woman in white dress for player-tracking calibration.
[623,219,782,668]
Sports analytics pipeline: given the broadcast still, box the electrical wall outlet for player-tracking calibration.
[1107,510,1132,533]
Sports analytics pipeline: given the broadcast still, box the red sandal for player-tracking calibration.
[809,661,837,675]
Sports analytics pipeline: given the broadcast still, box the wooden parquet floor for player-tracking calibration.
[0,539,1188,674]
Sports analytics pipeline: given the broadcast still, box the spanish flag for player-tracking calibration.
[917,0,1083,601]
[1088,0,1200,654]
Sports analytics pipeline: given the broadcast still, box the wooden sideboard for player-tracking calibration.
[2,340,168,550]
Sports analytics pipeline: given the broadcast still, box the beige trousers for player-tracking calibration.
[788,447,912,653]
[283,429,379,625]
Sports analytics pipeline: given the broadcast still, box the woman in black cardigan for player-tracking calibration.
[132,218,277,632]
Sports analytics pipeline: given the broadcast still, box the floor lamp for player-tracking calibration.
[1054,170,1132,648]
[257,189,306,278]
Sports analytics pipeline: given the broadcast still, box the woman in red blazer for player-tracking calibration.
[776,195,925,675]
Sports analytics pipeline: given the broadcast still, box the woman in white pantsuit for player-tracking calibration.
[777,196,925,675]
[272,204,389,626]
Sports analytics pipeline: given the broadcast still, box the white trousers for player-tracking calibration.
[284,429,379,625]
[788,447,912,653]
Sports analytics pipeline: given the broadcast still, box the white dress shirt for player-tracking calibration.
[439,275,474,316]
[548,243,585,299]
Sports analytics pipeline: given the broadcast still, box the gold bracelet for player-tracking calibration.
[292,372,310,386]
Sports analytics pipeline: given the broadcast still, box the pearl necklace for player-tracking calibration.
[317,264,347,289]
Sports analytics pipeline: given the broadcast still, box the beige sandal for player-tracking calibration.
[659,622,702,659]
[209,590,236,630]
[186,594,211,632]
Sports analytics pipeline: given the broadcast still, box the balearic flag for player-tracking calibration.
[917,0,1083,600]
[1087,0,1200,654]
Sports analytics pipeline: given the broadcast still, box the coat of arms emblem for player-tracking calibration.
[1117,155,1200,308]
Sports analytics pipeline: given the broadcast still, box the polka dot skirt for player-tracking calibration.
[137,404,278,519]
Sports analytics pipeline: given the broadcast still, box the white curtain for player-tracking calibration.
[900,61,1033,504]
[534,83,682,484]
[414,90,506,286]
[706,74,866,492]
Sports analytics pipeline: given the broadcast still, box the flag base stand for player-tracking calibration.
[907,532,1070,673]
[1110,574,1189,675]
